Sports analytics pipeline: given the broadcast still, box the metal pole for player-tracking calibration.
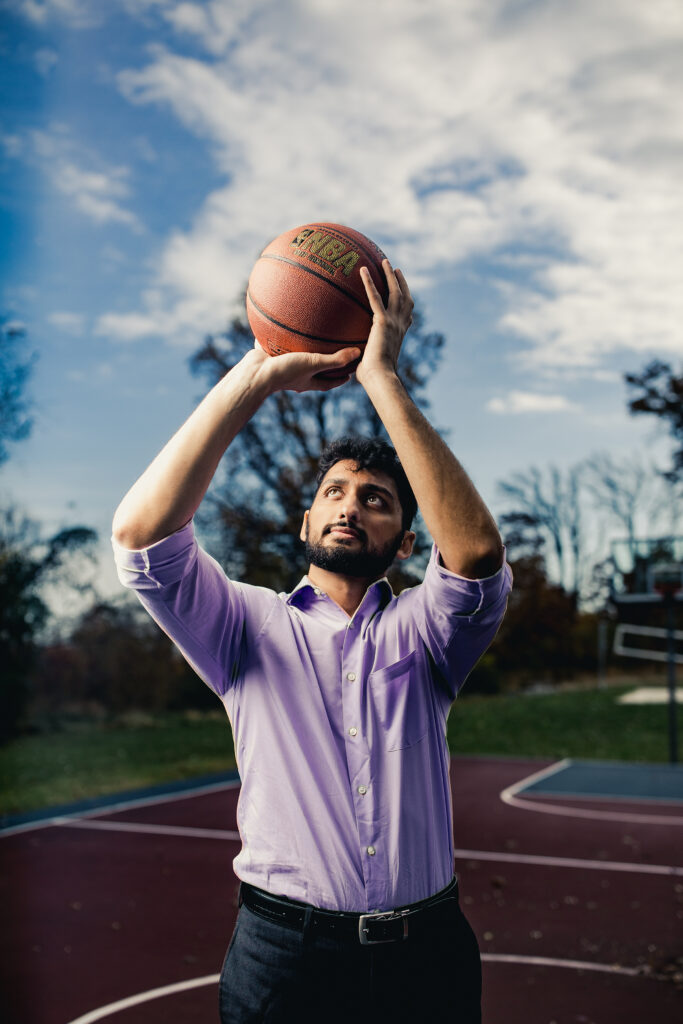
[597,619,608,690]
[665,597,678,764]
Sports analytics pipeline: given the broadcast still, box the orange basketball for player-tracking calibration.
[246,223,389,374]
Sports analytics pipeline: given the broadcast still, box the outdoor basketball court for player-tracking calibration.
[2,754,681,1023]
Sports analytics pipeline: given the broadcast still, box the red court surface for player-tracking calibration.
[2,756,681,1023]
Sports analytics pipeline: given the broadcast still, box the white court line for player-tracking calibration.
[481,953,640,976]
[63,955,643,1023]
[0,777,241,838]
[64,974,220,1024]
[453,847,683,878]
[48,817,682,876]
[55,818,241,841]
[500,759,683,826]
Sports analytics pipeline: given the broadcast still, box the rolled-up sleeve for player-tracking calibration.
[112,521,253,697]
[400,545,513,701]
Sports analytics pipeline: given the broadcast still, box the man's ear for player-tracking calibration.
[395,530,416,562]
[300,510,309,543]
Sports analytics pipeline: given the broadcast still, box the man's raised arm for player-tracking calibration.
[112,344,360,550]
[356,261,504,580]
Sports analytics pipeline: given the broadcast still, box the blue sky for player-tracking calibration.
[2,0,682,602]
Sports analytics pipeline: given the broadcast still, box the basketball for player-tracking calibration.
[246,223,389,376]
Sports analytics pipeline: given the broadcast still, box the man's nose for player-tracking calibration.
[340,493,362,521]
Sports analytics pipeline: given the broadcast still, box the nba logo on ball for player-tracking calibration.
[246,223,390,371]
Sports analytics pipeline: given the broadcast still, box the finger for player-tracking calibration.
[315,346,362,369]
[359,266,386,315]
[382,258,402,300]
[277,346,360,371]
[394,268,413,308]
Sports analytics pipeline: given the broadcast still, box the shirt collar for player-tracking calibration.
[286,574,394,611]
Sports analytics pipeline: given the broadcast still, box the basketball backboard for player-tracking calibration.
[609,537,683,606]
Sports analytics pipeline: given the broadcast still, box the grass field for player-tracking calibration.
[1,682,680,818]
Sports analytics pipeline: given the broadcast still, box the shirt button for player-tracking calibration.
[346,672,357,682]
[348,727,358,737]
[367,846,376,856]
[357,785,367,795]
[313,588,321,596]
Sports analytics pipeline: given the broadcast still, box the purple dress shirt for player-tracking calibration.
[113,521,512,912]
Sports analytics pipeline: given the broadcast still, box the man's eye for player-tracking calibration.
[367,494,383,505]
[326,487,341,496]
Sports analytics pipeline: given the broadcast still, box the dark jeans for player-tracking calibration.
[219,888,482,1023]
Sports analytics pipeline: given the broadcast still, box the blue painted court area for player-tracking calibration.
[522,759,683,803]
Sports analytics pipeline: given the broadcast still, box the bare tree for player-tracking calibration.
[582,453,649,560]
[0,506,98,740]
[583,451,680,551]
[497,464,586,600]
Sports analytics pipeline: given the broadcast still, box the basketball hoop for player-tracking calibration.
[651,563,683,602]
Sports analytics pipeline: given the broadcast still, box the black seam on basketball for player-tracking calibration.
[258,254,373,316]
[247,292,367,346]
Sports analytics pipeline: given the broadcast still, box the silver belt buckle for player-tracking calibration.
[358,908,410,945]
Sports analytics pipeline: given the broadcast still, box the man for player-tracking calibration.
[112,261,512,1022]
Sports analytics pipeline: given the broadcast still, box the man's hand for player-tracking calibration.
[250,340,361,394]
[356,260,414,386]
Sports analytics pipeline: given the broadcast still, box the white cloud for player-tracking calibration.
[54,162,140,228]
[486,391,580,415]
[27,129,142,230]
[33,48,59,76]
[95,311,166,341]
[1,134,24,158]
[47,311,85,334]
[98,0,683,374]
[14,0,99,26]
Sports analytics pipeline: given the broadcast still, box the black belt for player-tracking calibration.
[239,876,459,945]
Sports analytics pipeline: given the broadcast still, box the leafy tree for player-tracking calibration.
[625,360,683,481]
[0,317,34,466]
[0,508,98,741]
[493,555,583,679]
[190,294,445,592]
[54,601,211,715]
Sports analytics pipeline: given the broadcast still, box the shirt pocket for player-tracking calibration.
[368,650,429,751]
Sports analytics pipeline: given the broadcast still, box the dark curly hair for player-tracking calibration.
[315,437,417,531]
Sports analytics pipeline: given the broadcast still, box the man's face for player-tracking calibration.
[301,460,415,578]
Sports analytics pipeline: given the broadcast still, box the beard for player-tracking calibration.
[305,520,405,579]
